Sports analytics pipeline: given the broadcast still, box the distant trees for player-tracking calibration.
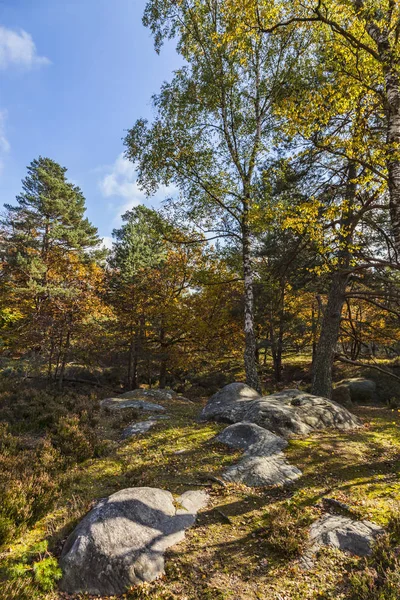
[108,205,244,389]
[1,0,400,396]
[0,157,105,387]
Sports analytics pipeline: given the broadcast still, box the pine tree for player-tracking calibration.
[1,157,102,385]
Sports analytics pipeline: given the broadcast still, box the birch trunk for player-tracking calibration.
[242,221,261,392]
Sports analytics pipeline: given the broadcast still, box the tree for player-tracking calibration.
[220,0,400,253]
[0,157,103,387]
[125,0,308,391]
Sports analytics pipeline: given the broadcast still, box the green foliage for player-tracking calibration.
[32,556,62,592]
[0,437,61,547]
[4,541,61,597]
[260,502,314,558]
[51,413,96,462]
[347,523,400,599]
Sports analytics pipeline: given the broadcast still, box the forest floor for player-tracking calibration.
[2,382,400,600]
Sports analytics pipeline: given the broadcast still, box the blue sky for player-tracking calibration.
[0,0,181,245]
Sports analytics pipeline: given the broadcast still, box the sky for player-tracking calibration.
[0,0,182,246]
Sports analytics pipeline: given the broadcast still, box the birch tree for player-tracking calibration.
[126,0,306,390]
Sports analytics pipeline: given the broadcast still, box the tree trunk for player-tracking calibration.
[58,328,71,391]
[159,357,167,389]
[127,325,138,390]
[242,222,261,392]
[311,271,349,398]
[360,14,400,252]
[311,162,357,398]
[47,338,55,379]
[385,71,400,254]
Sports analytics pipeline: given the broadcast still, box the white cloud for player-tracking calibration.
[99,153,177,222]
[99,154,146,210]
[0,110,10,176]
[101,236,114,250]
[0,26,50,70]
[0,110,10,153]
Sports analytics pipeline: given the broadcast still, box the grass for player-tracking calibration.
[1,391,400,599]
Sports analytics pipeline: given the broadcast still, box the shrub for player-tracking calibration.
[51,413,98,463]
[0,434,61,548]
[32,556,62,592]
[0,379,101,435]
[261,502,313,559]
[3,541,62,598]
[346,516,400,599]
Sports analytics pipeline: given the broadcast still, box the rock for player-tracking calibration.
[121,421,156,439]
[59,487,208,596]
[215,422,301,487]
[120,389,183,402]
[332,385,353,408]
[200,382,261,423]
[215,422,287,456]
[335,378,377,404]
[202,385,361,438]
[223,454,302,487]
[100,398,166,413]
[308,514,384,557]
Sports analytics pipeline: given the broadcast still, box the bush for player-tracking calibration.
[3,541,62,598]
[51,413,98,463]
[0,379,100,434]
[32,556,62,592]
[260,502,313,559]
[346,516,400,599]
[0,431,61,548]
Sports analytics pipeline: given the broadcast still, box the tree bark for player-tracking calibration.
[311,271,349,398]
[58,327,71,391]
[385,71,400,255]
[127,324,138,390]
[159,325,168,389]
[312,162,357,398]
[242,220,261,392]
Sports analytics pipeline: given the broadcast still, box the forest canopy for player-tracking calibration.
[1,0,400,397]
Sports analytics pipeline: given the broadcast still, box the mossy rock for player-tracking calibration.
[332,385,353,408]
[335,378,377,404]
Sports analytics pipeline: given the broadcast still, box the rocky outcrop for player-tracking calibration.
[120,389,180,401]
[59,487,208,596]
[215,422,287,455]
[334,378,377,404]
[121,420,157,439]
[331,385,353,407]
[214,422,301,487]
[100,397,166,413]
[309,514,383,556]
[202,385,361,438]
[200,383,261,423]
[223,453,302,487]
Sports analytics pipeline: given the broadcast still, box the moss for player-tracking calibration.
[2,396,400,599]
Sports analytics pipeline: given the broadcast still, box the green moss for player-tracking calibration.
[2,397,400,599]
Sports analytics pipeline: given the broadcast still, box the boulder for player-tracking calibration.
[59,487,208,596]
[223,454,302,487]
[121,421,156,439]
[202,385,361,438]
[215,422,301,487]
[120,388,178,401]
[215,422,287,456]
[100,398,166,413]
[309,514,384,556]
[200,382,261,423]
[335,378,377,404]
[331,385,353,408]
